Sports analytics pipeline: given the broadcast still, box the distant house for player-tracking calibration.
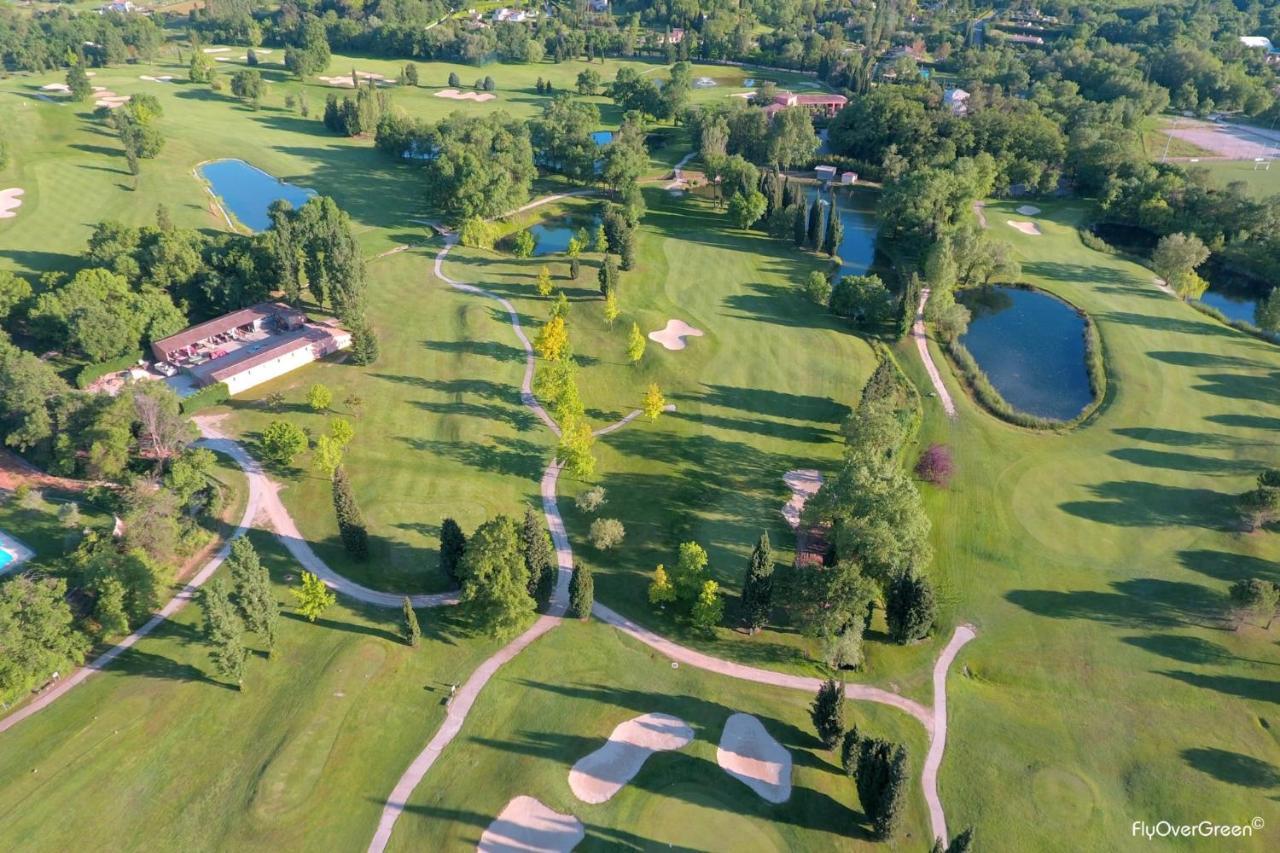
[814,164,838,182]
[1004,32,1045,46]
[659,28,685,45]
[152,303,350,396]
[943,87,970,115]
[100,1,136,13]
[491,7,531,23]
[761,91,848,119]
[840,171,858,185]
[1240,36,1280,65]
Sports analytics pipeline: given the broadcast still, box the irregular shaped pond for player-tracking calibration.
[1197,289,1260,325]
[530,216,599,256]
[198,159,315,232]
[957,285,1094,421]
[805,185,878,277]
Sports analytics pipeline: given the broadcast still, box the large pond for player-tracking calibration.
[530,215,599,256]
[805,185,878,277]
[198,159,315,232]
[957,286,1094,421]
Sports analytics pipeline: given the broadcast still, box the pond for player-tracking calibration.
[198,159,315,232]
[530,216,598,256]
[957,286,1094,421]
[592,130,614,146]
[1197,288,1261,325]
[805,185,878,277]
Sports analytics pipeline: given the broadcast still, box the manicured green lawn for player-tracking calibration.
[1188,158,1280,198]
[388,619,931,851]
[903,200,1280,850]
[0,528,499,850]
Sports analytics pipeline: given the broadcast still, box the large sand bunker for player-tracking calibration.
[478,796,584,853]
[1006,220,1041,236]
[647,319,703,351]
[434,88,497,102]
[202,47,231,54]
[568,712,693,804]
[782,469,822,529]
[318,71,394,88]
[40,82,70,93]
[139,75,175,83]
[1015,205,1041,216]
[0,188,25,219]
[716,713,793,804]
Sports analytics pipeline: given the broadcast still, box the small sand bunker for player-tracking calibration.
[1006,220,1041,236]
[40,82,70,93]
[93,89,130,109]
[434,88,497,102]
[1015,205,1041,216]
[569,713,693,804]
[0,188,25,219]
[647,319,704,351]
[693,76,717,88]
[319,72,394,88]
[203,47,231,54]
[139,75,175,83]
[781,469,822,529]
[478,796,584,853]
[717,713,793,804]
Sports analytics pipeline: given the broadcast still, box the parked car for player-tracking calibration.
[154,361,178,377]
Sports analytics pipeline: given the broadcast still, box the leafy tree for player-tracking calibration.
[402,596,421,646]
[589,518,625,550]
[603,290,620,328]
[690,580,723,633]
[0,575,88,703]
[536,266,554,298]
[557,417,597,479]
[189,52,214,84]
[521,507,556,608]
[593,223,608,254]
[803,271,832,306]
[332,465,369,559]
[575,486,606,513]
[440,518,467,584]
[728,190,768,230]
[741,532,774,633]
[855,737,909,839]
[915,444,955,487]
[67,63,92,102]
[460,515,534,637]
[598,255,619,298]
[403,63,418,86]
[1229,578,1280,629]
[292,570,336,623]
[831,275,892,327]
[93,575,130,638]
[768,107,819,169]
[885,573,937,643]
[824,208,844,257]
[790,559,878,668]
[569,562,594,619]
[513,230,536,258]
[806,199,825,249]
[924,286,971,340]
[626,322,646,363]
[840,727,861,777]
[422,113,535,223]
[312,435,345,479]
[648,564,676,605]
[641,383,666,422]
[1152,232,1211,299]
[307,383,333,412]
[534,315,569,361]
[260,419,307,465]
[202,578,247,689]
[576,69,601,95]
[1239,469,1280,531]
[670,541,710,603]
[230,69,264,106]
[349,315,380,366]
[448,71,460,88]
[810,678,845,748]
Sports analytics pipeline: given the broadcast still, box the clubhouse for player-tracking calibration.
[762,91,849,119]
[152,302,350,396]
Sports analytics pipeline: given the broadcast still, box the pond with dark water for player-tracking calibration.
[198,159,315,232]
[804,185,878,277]
[957,285,1094,421]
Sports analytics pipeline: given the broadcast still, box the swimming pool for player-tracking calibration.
[0,530,34,575]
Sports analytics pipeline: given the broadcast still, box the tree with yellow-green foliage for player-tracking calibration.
[648,564,676,605]
[626,322,646,363]
[534,315,569,361]
[537,265,554,297]
[642,383,665,421]
[603,291,620,328]
[557,417,596,478]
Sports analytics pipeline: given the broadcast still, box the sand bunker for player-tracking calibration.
[1006,220,1041,236]
[781,469,822,529]
[139,75,175,83]
[434,87,497,102]
[319,72,394,88]
[647,319,704,351]
[569,713,693,804]
[93,90,130,109]
[0,188,25,219]
[478,796,584,853]
[717,713,792,804]
[40,82,70,93]
[1015,205,1041,216]
[693,76,717,88]
[203,47,231,54]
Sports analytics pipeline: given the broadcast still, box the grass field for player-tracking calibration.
[900,201,1280,849]
[1188,158,1280,199]
[387,619,932,851]
[0,527,500,850]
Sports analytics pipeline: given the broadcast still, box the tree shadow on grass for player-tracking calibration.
[1111,427,1237,449]
[111,646,225,688]
[668,408,839,445]
[409,398,537,432]
[398,436,546,480]
[1005,578,1225,630]
[1058,480,1231,529]
[1121,633,1237,665]
[673,384,849,425]
[1178,549,1279,585]
[1100,311,1236,338]
[1023,260,1133,286]
[1146,350,1267,370]
[723,282,855,333]
[1193,372,1280,406]
[1205,414,1280,431]
[421,338,528,364]
[281,610,400,644]
[1182,747,1280,788]
[1107,447,1259,476]
[1159,670,1280,705]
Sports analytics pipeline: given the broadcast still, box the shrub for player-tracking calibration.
[179,382,230,414]
[575,485,606,513]
[568,563,593,618]
[589,518,625,550]
[915,444,955,487]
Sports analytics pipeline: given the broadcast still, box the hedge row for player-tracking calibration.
[74,350,144,389]
[179,382,230,414]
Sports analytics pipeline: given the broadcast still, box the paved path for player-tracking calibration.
[195,416,456,610]
[0,437,264,734]
[913,288,958,418]
[921,625,977,842]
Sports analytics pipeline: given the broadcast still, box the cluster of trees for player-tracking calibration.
[532,306,597,479]
[454,511,557,637]
[108,94,165,176]
[647,541,725,634]
[0,6,162,72]
[201,537,280,689]
[531,97,602,182]
[322,79,391,137]
[686,100,820,175]
[608,62,692,122]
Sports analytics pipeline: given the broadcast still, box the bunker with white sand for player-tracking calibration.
[1006,220,1042,236]
[716,713,793,803]
[568,712,693,804]
[478,796,584,853]
[648,319,704,351]
[0,188,25,219]
[781,469,822,529]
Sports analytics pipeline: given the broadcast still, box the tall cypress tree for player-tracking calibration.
[810,677,845,748]
[824,203,844,257]
[440,518,467,584]
[202,578,247,690]
[569,563,593,619]
[401,596,421,647]
[521,507,556,609]
[740,531,774,633]
[228,536,279,656]
[794,200,809,247]
[807,198,825,249]
[331,465,369,559]
[854,736,910,839]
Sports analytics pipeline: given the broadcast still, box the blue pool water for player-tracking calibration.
[592,131,614,146]
[0,550,12,570]
[805,185,878,277]
[198,159,315,232]
[957,286,1093,421]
